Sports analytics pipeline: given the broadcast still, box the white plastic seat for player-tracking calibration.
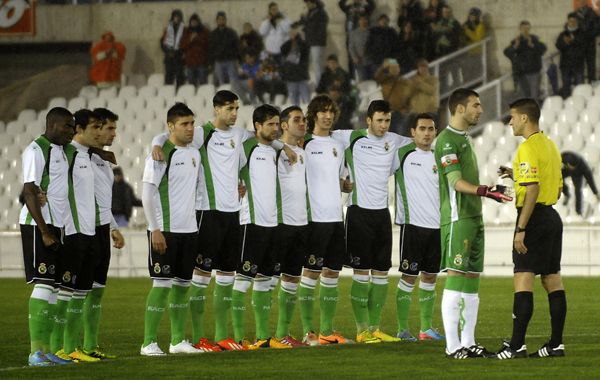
[17,109,37,124]
[158,85,176,99]
[574,121,592,135]
[47,97,67,109]
[98,87,118,100]
[176,84,196,99]
[118,85,137,99]
[563,133,584,151]
[25,121,43,136]
[107,97,126,113]
[542,96,563,113]
[557,109,578,125]
[580,108,599,125]
[539,107,556,127]
[136,108,158,124]
[146,96,166,112]
[79,85,98,100]
[564,95,586,112]
[572,83,593,98]
[6,120,23,135]
[148,73,165,88]
[138,86,157,99]
[68,97,87,112]
[483,121,505,139]
[217,84,232,92]
[357,80,378,94]
[274,94,286,106]
[88,97,107,110]
[126,97,146,112]
[119,108,137,124]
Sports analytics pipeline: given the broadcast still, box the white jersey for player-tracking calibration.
[143,141,200,233]
[239,139,278,227]
[393,143,440,229]
[304,134,345,222]
[277,144,307,226]
[333,129,412,210]
[64,141,96,236]
[91,152,114,226]
[19,136,69,227]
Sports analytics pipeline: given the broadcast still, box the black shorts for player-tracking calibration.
[93,224,111,286]
[513,204,563,275]
[398,224,441,275]
[196,210,240,273]
[60,233,99,291]
[238,224,278,277]
[305,221,347,272]
[275,224,308,277]
[21,224,63,284]
[346,206,392,271]
[147,230,198,281]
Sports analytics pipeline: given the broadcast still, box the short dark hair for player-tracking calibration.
[93,108,119,124]
[411,112,436,129]
[46,107,73,129]
[367,100,391,119]
[567,12,578,19]
[520,20,530,27]
[167,102,194,124]
[213,90,239,107]
[327,54,338,62]
[306,94,339,133]
[509,98,540,124]
[252,104,280,129]
[269,2,277,8]
[74,109,100,130]
[280,106,303,124]
[448,88,479,115]
[216,11,226,19]
[378,14,389,22]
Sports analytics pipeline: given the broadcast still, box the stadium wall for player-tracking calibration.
[1,0,574,79]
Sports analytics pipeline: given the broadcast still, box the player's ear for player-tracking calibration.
[167,121,174,133]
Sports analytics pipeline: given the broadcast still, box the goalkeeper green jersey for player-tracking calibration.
[434,126,482,225]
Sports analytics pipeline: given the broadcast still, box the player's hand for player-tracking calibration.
[41,230,60,251]
[151,230,167,255]
[476,185,513,203]
[342,178,353,193]
[238,181,246,199]
[283,145,297,165]
[37,190,48,207]
[514,231,527,254]
[497,166,514,180]
[152,146,164,161]
[111,229,125,249]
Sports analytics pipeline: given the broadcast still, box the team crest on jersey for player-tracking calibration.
[153,263,161,274]
[401,259,409,270]
[192,157,196,168]
[432,164,438,174]
[62,271,71,283]
[38,263,47,275]
[384,142,390,151]
[333,148,338,157]
[299,155,304,164]
[519,162,530,175]
[242,261,252,272]
[230,139,235,148]
[453,254,463,266]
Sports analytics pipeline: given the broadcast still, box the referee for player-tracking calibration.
[496,98,566,359]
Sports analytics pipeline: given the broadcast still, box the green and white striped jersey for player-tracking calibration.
[64,141,96,236]
[276,144,307,226]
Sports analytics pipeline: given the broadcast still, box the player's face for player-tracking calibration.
[216,101,239,127]
[96,120,117,148]
[508,109,526,137]
[53,116,76,146]
[411,118,436,150]
[257,115,280,142]
[169,115,195,145]
[462,96,483,126]
[315,108,335,130]
[367,111,391,137]
[283,110,306,139]
[78,118,102,147]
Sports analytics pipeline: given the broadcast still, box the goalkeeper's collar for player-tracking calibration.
[446,125,467,135]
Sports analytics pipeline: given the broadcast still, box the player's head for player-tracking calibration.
[45,107,75,146]
[74,109,102,147]
[93,107,119,148]
[410,113,436,150]
[366,100,391,137]
[166,102,195,146]
[213,90,239,127]
[306,94,339,134]
[448,88,482,126]
[508,98,540,137]
[280,106,306,141]
[253,104,280,142]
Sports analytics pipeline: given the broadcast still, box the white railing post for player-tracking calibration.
[482,39,488,84]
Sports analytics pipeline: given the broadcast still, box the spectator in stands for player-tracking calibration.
[429,5,461,59]
[366,15,399,75]
[422,0,445,27]
[209,11,240,87]
[281,28,311,105]
[462,7,485,47]
[397,0,424,32]
[556,13,586,97]
[328,84,356,130]
[161,9,185,86]
[235,53,262,104]
[254,56,288,103]
[409,58,439,115]
[259,2,291,63]
[349,13,371,81]
[338,0,376,76]
[503,21,546,101]
[374,58,413,135]
[111,167,142,228]
[240,22,264,59]
[397,20,424,73]
[90,31,126,88]
[561,151,600,216]
[180,14,210,86]
[295,0,329,84]
[575,0,599,83]
[317,54,352,94]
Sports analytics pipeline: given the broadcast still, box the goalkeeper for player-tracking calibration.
[434,89,512,359]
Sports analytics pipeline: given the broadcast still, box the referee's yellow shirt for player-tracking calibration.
[512,131,563,208]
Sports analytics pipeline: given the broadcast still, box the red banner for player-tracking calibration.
[0,0,35,36]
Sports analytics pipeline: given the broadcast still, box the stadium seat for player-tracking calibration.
[563,133,584,151]
[483,121,505,139]
[557,109,578,125]
[146,96,166,111]
[580,108,599,125]
[539,107,556,127]
[126,97,145,112]
[36,109,48,125]
[17,109,36,124]
[118,85,137,99]
[68,97,87,112]
[79,85,98,100]
[542,96,563,112]
[572,83,593,98]
[47,97,67,109]
[158,85,176,99]
[357,80,378,94]
[564,95,585,112]
[127,73,147,88]
[138,85,157,99]
[6,120,24,135]
[574,121,592,135]
[107,97,126,113]
[25,121,43,137]
[88,97,107,110]
[176,84,196,99]
[137,108,158,124]
[148,73,165,88]
[119,108,137,124]
[217,84,232,92]
[274,94,286,106]
[98,87,118,100]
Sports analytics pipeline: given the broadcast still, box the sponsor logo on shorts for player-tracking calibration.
[250,264,258,275]
[162,265,171,275]
[48,265,55,275]
[274,263,281,272]
[401,259,409,270]
[453,254,463,266]
[38,263,47,274]
[62,271,71,283]
[153,263,161,274]
[409,262,418,272]
[203,258,212,267]
[352,256,361,266]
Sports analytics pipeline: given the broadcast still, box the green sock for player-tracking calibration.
[169,284,189,345]
[418,283,436,332]
[298,277,317,335]
[350,277,370,333]
[396,280,414,332]
[28,284,52,353]
[368,277,388,329]
[45,290,58,352]
[63,293,86,354]
[275,282,297,339]
[51,293,70,353]
[83,287,105,351]
[252,286,272,340]
[231,287,248,342]
[213,280,233,342]
[143,286,170,347]
[319,278,339,336]
[189,279,208,343]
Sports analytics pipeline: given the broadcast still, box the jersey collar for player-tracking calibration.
[71,140,89,153]
[446,125,467,135]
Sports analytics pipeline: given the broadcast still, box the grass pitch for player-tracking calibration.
[0,277,599,379]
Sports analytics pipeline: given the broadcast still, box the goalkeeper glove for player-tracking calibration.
[476,185,513,203]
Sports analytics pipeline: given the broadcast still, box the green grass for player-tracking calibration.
[1,277,599,379]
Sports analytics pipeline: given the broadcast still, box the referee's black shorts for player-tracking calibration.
[513,204,563,275]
